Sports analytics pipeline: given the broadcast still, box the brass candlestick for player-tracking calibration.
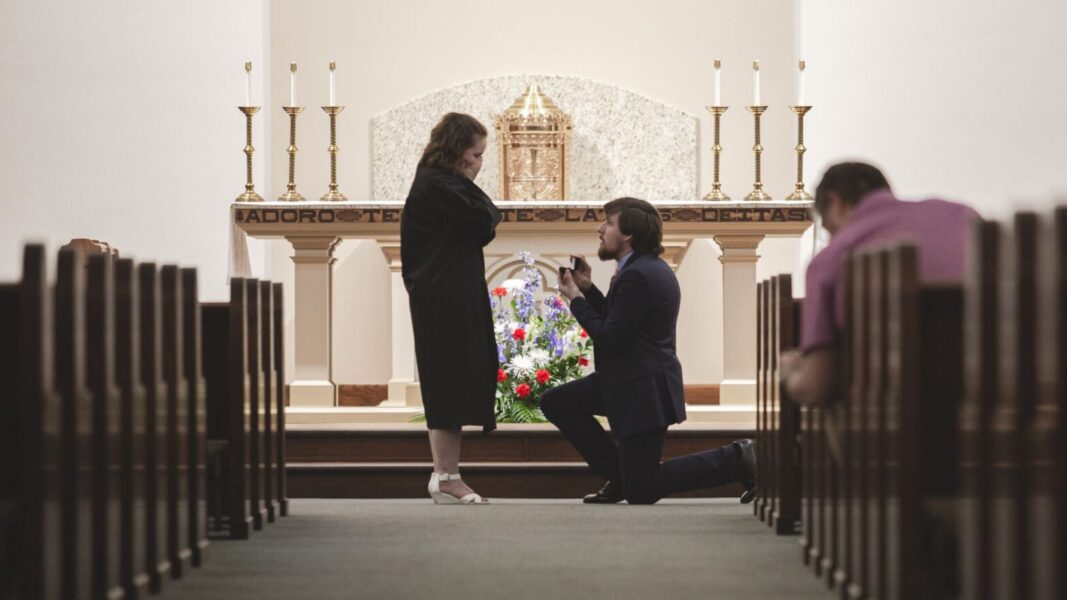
[786,106,813,201]
[320,106,347,201]
[744,105,772,201]
[236,106,264,202]
[278,106,305,201]
[703,106,729,201]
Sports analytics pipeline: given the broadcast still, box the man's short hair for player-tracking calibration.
[603,197,664,256]
[814,162,891,214]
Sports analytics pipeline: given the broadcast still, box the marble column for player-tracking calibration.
[713,234,764,405]
[287,235,340,406]
[377,237,422,407]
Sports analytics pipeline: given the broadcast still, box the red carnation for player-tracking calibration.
[579,357,590,366]
[515,383,532,398]
[579,329,588,338]
[497,369,507,382]
[513,328,526,341]
[492,287,508,297]
[536,369,551,384]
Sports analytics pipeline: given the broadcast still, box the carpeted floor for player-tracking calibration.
[159,499,831,600]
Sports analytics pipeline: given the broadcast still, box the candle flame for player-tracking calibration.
[753,60,760,71]
[799,60,806,71]
[714,59,721,69]
[244,61,252,72]
[330,61,336,71]
[290,62,297,72]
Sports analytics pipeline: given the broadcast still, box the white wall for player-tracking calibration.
[0,0,270,301]
[797,0,1067,218]
[270,0,801,385]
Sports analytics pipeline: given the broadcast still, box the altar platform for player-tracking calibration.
[285,422,754,499]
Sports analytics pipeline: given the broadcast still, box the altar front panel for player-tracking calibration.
[235,200,812,413]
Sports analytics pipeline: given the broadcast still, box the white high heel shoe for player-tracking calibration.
[428,472,488,504]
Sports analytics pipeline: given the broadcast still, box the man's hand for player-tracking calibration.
[570,255,593,292]
[781,348,836,407]
[779,349,802,380]
[557,268,584,301]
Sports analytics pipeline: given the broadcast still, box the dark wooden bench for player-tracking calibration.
[139,262,172,590]
[203,279,253,540]
[755,275,801,535]
[85,253,125,598]
[115,257,152,597]
[183,268,209,566]
[0,244,62,600]
[203,277,288,539]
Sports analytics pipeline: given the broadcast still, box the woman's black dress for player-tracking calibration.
[400,165,502,431]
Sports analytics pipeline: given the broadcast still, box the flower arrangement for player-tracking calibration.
[490,251,592,423]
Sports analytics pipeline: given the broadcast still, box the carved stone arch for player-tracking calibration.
[484,254,565,294]
[373,75,698,201]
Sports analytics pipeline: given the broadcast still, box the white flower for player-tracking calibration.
[502,278,526,292]
[494,321,507,336]
[528,348,551,366]
[507,354,536,376]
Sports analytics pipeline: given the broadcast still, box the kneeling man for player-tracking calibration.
[545,197,756,504]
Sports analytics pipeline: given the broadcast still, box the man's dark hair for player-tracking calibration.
[603,197,664,256]
[814,162,891,214]
[418,112,488,174]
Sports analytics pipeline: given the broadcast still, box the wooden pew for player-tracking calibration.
[139,263,172,590]
[1029,210,1061,599]
[161,265,192,578]
[54,248,95,599]
[85,253,125,598]
[959,219,999,600]
[980,213,1034,600]
[260,281,278,523]
[825,257,854,593]
[203,278,253,539]
[756,280,767,522]
[246,279,268,530]
[770,275,801,535]
[182,268,209,566]
[273,282,289,517]
[887,243,963,600]
[1054,207,1067,600]
[844,251,870,599]
[0,245,62,600]
[115,258,151,597]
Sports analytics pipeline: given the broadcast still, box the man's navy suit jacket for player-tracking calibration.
[568,252,686,438]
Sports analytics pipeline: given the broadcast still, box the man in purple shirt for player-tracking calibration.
[782,162,979,406]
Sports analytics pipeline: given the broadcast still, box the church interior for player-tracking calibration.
[1,0,1065,598]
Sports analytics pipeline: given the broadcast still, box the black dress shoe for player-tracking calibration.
[734,439,757,504]
[583,480,624,504]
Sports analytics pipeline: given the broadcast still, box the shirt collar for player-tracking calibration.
[616,251,634,272]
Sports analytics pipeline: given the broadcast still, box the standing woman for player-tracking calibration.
[401,113,501,504]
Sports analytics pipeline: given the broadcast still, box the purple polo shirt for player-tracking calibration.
[800,189,980,353]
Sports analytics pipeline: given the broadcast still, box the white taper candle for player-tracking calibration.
[289,62,297,106]
[714,59,721,106]
[329,61,336,106]
[753,60,761,106]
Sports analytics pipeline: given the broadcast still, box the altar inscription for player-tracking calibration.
[234,206,810,225]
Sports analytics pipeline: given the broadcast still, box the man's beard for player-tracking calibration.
[597,243,615,261]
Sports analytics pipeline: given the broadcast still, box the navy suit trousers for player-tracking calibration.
[541,374,741,504]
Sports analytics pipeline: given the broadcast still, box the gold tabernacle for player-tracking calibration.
[495,84,572,200]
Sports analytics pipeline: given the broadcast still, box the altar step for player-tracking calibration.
[285,423,754,499]
[284,404,756,426]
